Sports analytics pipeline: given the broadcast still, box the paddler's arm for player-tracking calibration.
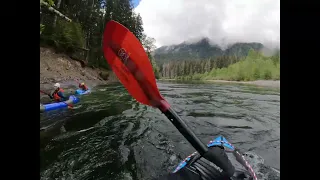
[48,90,54,99]
[57,91,67,101]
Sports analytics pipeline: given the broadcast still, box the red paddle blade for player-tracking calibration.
[40,90,47,95]
[103,20,168,109]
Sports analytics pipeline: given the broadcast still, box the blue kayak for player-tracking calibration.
[40,95,80,113]
[173,135,257,180]
[75,88,91,95]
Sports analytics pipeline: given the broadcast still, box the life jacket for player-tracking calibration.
[80,84,88,91]
[53,88,64,102]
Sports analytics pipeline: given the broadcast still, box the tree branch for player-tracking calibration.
[40,0,72,22]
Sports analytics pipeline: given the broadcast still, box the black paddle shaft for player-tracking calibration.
[162,107,208,155]
[106,36,208,155]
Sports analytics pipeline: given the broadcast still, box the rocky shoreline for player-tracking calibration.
[40,47,118,91]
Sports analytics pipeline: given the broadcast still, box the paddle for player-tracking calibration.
[40,90,53,99]
[75,79,80,84]
[102,20,208,155]
[40,90,48,95]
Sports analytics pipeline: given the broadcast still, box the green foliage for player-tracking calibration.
[165,49,280,81]
[201,50,280,81]
[133,14,144,41]
[160,55,241,79]
[40,0,147,70]
[152,61,160,79]
[146,51,160,79]
[154,40,264,66]
[40,24,45,34]
[43,0,55,6]
[51,20,85,53]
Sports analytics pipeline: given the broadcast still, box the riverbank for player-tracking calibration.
[206,80,280,88]
[161,79,280,88]
[40,47,118,90]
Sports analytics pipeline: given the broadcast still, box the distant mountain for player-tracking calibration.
[154,38,264,65]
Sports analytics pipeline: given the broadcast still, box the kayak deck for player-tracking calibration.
[40,95,80,113]
[173,135,257,180]
[75,88,91,95]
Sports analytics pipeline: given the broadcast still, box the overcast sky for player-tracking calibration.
[134,0,279,49]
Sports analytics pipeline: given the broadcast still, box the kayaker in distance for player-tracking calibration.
[79,82,89,91]
[50,83,67,102]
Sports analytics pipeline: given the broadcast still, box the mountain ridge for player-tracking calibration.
[153,38,276,65]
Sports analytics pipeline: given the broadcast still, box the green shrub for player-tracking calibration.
[40,24,45,34]
[198,49,280,81]
[50,20,85,53]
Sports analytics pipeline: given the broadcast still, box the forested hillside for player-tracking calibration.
[160,49,280,81]
[153,37,279,81]
[40,0,157,71]
[154,38,264,64]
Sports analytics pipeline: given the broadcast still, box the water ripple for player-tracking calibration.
[40,82,280,180]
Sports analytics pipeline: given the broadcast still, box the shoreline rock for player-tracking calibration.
[40,47,118,91]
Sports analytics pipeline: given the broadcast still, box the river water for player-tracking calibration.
[40,81,280,180]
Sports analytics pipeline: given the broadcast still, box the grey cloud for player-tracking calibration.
[135,0,279,49]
